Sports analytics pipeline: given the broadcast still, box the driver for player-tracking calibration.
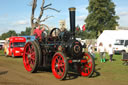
[33,25,45,41]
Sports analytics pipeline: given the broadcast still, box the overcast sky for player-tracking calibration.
[0,0,128,35]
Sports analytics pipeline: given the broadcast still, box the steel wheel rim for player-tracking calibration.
[23,42,36,72]
[52,53,65,79]
[80,53,93,76]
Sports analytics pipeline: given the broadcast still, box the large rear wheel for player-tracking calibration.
[51,52,68,80]
[78,53,95,77]
[33,40,42,66]
[23,41,39,73]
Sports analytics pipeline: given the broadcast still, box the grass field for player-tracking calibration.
[94,53,128,83]
[0,50,128,84]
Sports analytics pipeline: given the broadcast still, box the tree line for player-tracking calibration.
[0,27,31,40]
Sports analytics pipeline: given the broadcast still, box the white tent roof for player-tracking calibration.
[97,30,128,50]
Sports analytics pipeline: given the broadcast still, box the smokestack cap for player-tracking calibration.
[69,7,76,11]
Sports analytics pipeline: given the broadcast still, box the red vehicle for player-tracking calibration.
[5,37,26,58]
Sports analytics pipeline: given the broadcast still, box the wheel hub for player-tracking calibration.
[55,64,59,68]
[28,54,31,58]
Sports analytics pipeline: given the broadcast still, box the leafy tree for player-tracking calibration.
[20,27,31,36]
[75,25,81,38]
[0,30,17,40]
[76,25,80,31]
[8,30,17,36]
[76,30,96,39]
[0,27,32,40]
[85,0,119,38]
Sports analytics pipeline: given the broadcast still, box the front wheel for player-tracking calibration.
[51,52,68,80]
[78,53,95,77]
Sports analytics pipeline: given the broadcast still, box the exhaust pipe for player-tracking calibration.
[69,7,76,39]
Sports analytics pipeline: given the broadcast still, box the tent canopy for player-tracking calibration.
[97,30,128,51]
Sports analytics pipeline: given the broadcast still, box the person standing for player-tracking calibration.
[98,42,106,63]
[88,44,95,59]
[108,44,114,62]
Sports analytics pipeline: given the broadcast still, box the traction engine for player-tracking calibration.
[23,7,95,80]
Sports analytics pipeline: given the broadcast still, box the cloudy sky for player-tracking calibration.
[0,0,128,35]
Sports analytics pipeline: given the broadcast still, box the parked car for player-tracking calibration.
[113,39,128,54]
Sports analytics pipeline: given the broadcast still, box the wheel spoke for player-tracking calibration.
[61,63,64,67]
[58,68,63,76]
[31,52,35,57]
[83,67,87,73]
[28,58,31,64]
[87,68,91,73]
[85,64,89,68]
[31,56,35,61]
[25,51,29,55]
[56,58,59,63]
[26,59,30,65]
[86,57,90,61]
[86,62,92,68]
[28,45,31,53]
[83,63,91,72]
[30,59,35,65]
[60,66,64,72]
[31,45,34,51]
[59,59,63,63]
[88,62,92,64]
[57,56,60,62]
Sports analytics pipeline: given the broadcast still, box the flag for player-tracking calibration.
[76,27,80,31]
[76,25,80,31]
[82,24,86,31]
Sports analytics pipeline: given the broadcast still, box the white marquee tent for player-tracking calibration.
[97,30,128,51]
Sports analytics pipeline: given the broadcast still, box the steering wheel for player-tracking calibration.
[50,28,61,38]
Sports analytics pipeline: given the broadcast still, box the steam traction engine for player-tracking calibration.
[23,7,95,80]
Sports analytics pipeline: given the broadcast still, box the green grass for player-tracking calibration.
[94,53,128,83]
[0,49,4,55]
[0,50,128,84]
